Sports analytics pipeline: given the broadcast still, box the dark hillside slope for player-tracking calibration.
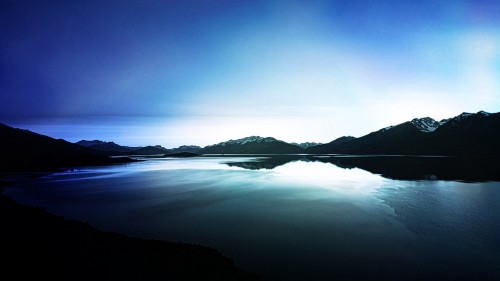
[307,112,500,156]
[0,182,264,281]
[0,123,132,171]
[425,112,500,155]
[308,122,428,154]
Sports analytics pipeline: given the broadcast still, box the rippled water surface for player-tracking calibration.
[5,156,500,280]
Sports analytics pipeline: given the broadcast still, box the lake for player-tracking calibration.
[4,155,500,280]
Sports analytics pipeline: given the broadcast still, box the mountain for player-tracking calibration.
[76,140,107,147]
[422,111,500,155]
[76,141,171,155]
[200,136,304,154]
[307,122,424,154]
[330,136,356,146]
[26,110,498,158]
[169,145,202,153]
[133,145,169,155]
[290,142,323,149]
[410,117,441,132]
[76,140,133,155]
[0,123,134,171]
[307,111,500,156]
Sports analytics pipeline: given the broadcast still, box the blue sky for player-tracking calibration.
[1,0,499,147]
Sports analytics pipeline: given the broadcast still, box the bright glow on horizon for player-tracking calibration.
[1,1,499,147]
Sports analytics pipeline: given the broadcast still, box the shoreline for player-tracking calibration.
[0,179,267,281]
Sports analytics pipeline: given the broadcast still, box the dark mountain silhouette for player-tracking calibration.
[328,136,356,146]
[76,140,107,147]
[290,142,322,149]
[37,110,500,157]
[77,140,199,155]
[133,145,169,155]
[200,136,304,154]
[307,122,426,154]
[77,140,170,155]
[0,123,134,171]
[307,111,500,156]
[169,145,202,153]
[76,140,133,155]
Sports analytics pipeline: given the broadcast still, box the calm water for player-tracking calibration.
[5,156,500,280]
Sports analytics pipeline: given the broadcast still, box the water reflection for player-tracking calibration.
[45,157,262,182]
[226,155,500,182]
[271,161,384,195]
[4,156,500,281]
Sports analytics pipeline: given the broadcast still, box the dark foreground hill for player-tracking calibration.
[0,123,266,280]
[0,123,134,171]
[0,181,264,281]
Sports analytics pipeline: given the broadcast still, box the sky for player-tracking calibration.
[1,0,499,147]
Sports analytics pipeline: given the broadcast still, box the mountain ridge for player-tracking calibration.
[306,111,500,156]
[6,110,497,157]
[76,140,201,156]
[0,123,134,171]
[200,136,303,154]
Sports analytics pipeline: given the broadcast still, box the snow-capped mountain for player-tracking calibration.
[291,142,323,149]
[210,136,284,147]
[443,111,491,125]
[438,119,449,126]
[201,136,303,154]
[169,145,202,153]
[176,145,202,150]
[307,110,499,155]
[410,117,441,133]
[379,125,395,132]
[78,110,498,156]
[396,111,491,133]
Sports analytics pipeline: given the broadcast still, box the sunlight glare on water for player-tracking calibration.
[4,156,500,281]
[271,161,384,195]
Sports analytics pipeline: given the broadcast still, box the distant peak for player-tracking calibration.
[438,119,450,126]
[380,125,394,132]
[328,136,356,146]
[434,110,491,127]
[410,117,440,133]
[76,139,114,147]
[449,111,489,123]
[411,117,434,122]
[291,142,323,149]
[177,145,201,149]
[338,136,355,141]
[211,136,282,146]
